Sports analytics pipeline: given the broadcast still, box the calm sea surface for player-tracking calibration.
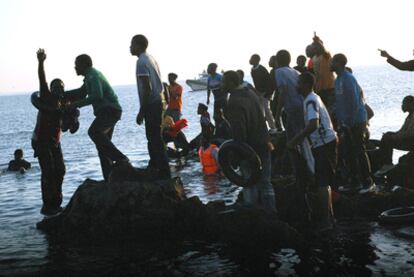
[0,65,413,276]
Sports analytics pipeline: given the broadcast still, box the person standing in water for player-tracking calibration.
[130,34,171,179]
[8,149,31,173]
[32,49,66,215]
[66,54,129,182]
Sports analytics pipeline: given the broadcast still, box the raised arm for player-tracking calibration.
[379,49,414,71]
[37,49,49,97]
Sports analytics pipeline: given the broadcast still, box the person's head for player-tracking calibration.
[249,54,260,66]
[14,149,23,160]
[130,34,148,56]
[296,55,307,68]
[330,53,347,73]
[305,44,316,58]
[207,63,217,75]
[402,95,414,113]
[222,70,240,93]
[198,103,208,115]
[236,69,244,84]
[168,73,178,84]
[268,55,276,68]
[276,50,291,67]
[50,78,65,97]
[75,54,93,76]
[297,72,315,97]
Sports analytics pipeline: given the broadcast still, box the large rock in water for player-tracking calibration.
[37,174,301,250]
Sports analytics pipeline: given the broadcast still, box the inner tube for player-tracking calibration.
[218,140,262,187]
[378,206,414,225]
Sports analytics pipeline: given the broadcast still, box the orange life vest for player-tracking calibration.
[167,118,188,138]
[198,144,219,175]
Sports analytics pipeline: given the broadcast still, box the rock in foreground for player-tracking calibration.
[37,176,301,250]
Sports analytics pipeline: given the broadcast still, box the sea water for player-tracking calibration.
[0,65,413,276]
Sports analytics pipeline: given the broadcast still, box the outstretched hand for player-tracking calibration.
[378,49,390,59]
[37,48,46,62]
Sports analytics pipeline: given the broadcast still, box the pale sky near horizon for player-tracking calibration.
[0,0,413,94]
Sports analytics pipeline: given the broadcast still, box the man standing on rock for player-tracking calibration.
[130,34,171,180]
[222,70,277,213]
[66,54,129,182]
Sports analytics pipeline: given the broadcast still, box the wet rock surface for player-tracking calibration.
[37,169,301,251]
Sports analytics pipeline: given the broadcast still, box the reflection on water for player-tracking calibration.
[1,68,414,275]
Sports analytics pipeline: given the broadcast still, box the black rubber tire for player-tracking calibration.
[218,140,262,187]
[378,206,414,225]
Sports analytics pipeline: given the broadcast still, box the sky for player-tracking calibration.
[0,0,413,94]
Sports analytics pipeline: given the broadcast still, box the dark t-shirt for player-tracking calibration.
[251,65,271,97]
[33,88,62,145]
[8,159,31,171]
[226,87,270,154]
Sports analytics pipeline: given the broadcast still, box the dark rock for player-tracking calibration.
[38,176,300,250]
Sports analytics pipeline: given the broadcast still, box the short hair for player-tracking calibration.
[297,55,306,62]
[403,95,414,106]
[299,72,315,87]
[276,50,291,67]
[198,103,208,111]
[132,34,148,50]
[333,53,348,67]
[14,149,23,156]
[223,70,240,86]
[236,69,244,79]
[208,63,217,70]
[168,73,178,80]
[251,54,260,62]
[76,54,93,67]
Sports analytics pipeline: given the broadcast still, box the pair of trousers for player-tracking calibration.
[88,108,128,181]
[145,101,171,175]
[36,143,65,210]
[242,150,276,212]
[379,135,414,165]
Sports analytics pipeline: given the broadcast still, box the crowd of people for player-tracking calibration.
[12,33,414,230]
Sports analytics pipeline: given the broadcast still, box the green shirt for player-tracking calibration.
[73,67,122,115]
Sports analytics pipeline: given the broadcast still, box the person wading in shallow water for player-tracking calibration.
[65,54,129,182]
[223,70,277,213]
[130,34,171,180]
[32,49,66,215]
[8,149,31,173]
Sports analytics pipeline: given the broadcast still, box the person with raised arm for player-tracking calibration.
[379,49,414,71]
[32,49,66,215]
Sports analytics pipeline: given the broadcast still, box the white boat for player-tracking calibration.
[186,71,209,91]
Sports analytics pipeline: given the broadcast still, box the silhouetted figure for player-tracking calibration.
[331,53,374,193]
[130,34,171,179]
[206,63,226,117]
[8,149,31,173]
[66,54,129,181]
[379,49,414,71]
[250,54,277,133]
[376,96,414,174]
[165,73,183,122]
[294,55,308,74]
[223,70,276,212]
[32,49,66,216]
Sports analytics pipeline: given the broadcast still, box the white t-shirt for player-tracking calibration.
[304,92,336,148]
[136,52,163,105]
